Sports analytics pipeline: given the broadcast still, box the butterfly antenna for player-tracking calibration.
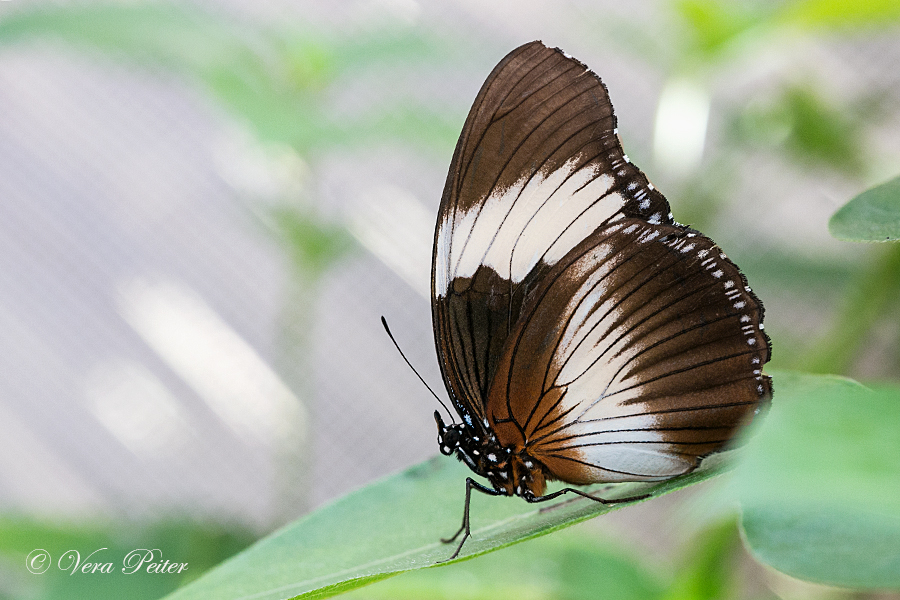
[380,316,455,423]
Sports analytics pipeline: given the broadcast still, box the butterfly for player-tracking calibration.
[429,40,771,560]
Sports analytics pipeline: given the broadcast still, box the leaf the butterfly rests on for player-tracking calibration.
[429,40,771,560]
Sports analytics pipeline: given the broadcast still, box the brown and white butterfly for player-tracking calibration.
[429,40,771,559]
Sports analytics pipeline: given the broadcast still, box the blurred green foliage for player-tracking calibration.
[736,373,900,588]
[778,0,900,28]
[673,0,769,61]
[734,84,868,175]
[0,2,460,283]
[273,208,355,281]
[0,3,459,156]
[157,449,731,599]
[1,0,900,599]
[598,0,900,383]
[799,178,900,373]
[0,517,255,600]
[2,0,897,369]
[342,527,667,600]
[659,519,741,600]
[799,244,900,374]
[157,370,900,599]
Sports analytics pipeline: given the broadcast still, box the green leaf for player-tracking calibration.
[741,509,900,591]
[734,371,900,589]
[829,175,900,242]
[342,527,666,600]
[164,456,730,599]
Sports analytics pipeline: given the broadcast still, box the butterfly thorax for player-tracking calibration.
[434,411,548,498]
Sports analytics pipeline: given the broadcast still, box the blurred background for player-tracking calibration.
[0,0,898,598]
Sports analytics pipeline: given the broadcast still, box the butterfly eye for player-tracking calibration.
[434,411,460,454]
[439,428,460,455]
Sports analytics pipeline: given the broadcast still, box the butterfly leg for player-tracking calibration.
[441,477,502,561]
[523,486,651,505]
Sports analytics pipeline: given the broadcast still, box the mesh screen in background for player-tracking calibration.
[0,0,898,536]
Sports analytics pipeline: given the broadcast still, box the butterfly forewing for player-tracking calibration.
[432,41,676,427]
[484,219,771,483]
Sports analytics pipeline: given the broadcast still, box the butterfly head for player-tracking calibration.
[434,410,460,456]
[434,411,482,458]
[434,410,526,495]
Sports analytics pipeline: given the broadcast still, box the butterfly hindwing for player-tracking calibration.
[432,41,675,429]
[484,219,771,483]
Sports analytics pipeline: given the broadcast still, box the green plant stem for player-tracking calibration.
[799,243,900,375]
